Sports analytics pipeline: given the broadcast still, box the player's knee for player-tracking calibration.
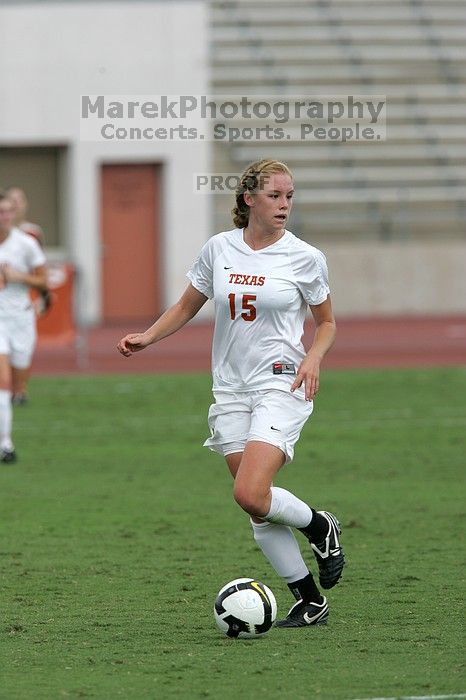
[233,483,266,517]
[0,374,11,391]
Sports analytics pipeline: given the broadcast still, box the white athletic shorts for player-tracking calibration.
[203,389,314,464]
[0,311,37,369]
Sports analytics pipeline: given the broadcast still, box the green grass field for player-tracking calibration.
[2,367,465,700]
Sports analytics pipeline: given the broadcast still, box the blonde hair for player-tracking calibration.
[232,159,293,228]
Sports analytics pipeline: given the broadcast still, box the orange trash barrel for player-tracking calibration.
[35,263,76,347]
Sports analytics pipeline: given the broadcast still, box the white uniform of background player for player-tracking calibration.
[0,228,45,363]
[0,193,47,463]
[117,160,345,628]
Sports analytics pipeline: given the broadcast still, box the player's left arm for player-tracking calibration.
[291,295,336,401]
[1,263,48,292]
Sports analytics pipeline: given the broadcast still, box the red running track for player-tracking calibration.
[33,316,466,375]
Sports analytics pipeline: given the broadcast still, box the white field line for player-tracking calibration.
[350,694,466,700]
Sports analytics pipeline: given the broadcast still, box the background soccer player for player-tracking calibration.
[6,186,51,404]
[0,193,47,461]
[117,159,345,627]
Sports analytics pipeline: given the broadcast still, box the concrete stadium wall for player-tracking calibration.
[0,1,210,324]
[326,241,466,316]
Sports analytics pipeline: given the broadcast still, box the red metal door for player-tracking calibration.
[101,163,161,322]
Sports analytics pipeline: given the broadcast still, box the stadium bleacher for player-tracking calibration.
[209,0,466,245]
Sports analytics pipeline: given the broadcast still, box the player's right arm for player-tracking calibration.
[117,283,208,357]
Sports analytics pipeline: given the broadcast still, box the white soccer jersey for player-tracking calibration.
[0,227,46,317]
[187,228,330,394]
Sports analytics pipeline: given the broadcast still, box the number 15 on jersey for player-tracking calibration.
[228,293,257,322]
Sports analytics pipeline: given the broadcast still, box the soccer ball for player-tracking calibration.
[214,577,277,638]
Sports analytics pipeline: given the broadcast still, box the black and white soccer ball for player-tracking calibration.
[214,577,277,638]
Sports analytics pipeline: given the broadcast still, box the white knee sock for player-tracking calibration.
[265,486,313,528]
[0,389,13,450]
[251,520,309,583]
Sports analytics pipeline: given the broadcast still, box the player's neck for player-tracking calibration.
[0,228,12,243]
[243,224,285,251]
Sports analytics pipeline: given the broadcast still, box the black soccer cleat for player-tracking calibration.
[1,448,17,464]
[275,596,329,628]
[309,511,345,589]
[12,393,28,407]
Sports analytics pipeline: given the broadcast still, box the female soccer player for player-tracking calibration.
[0,192,47,462]
[117,159,345,627]
[6,186,51,405]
